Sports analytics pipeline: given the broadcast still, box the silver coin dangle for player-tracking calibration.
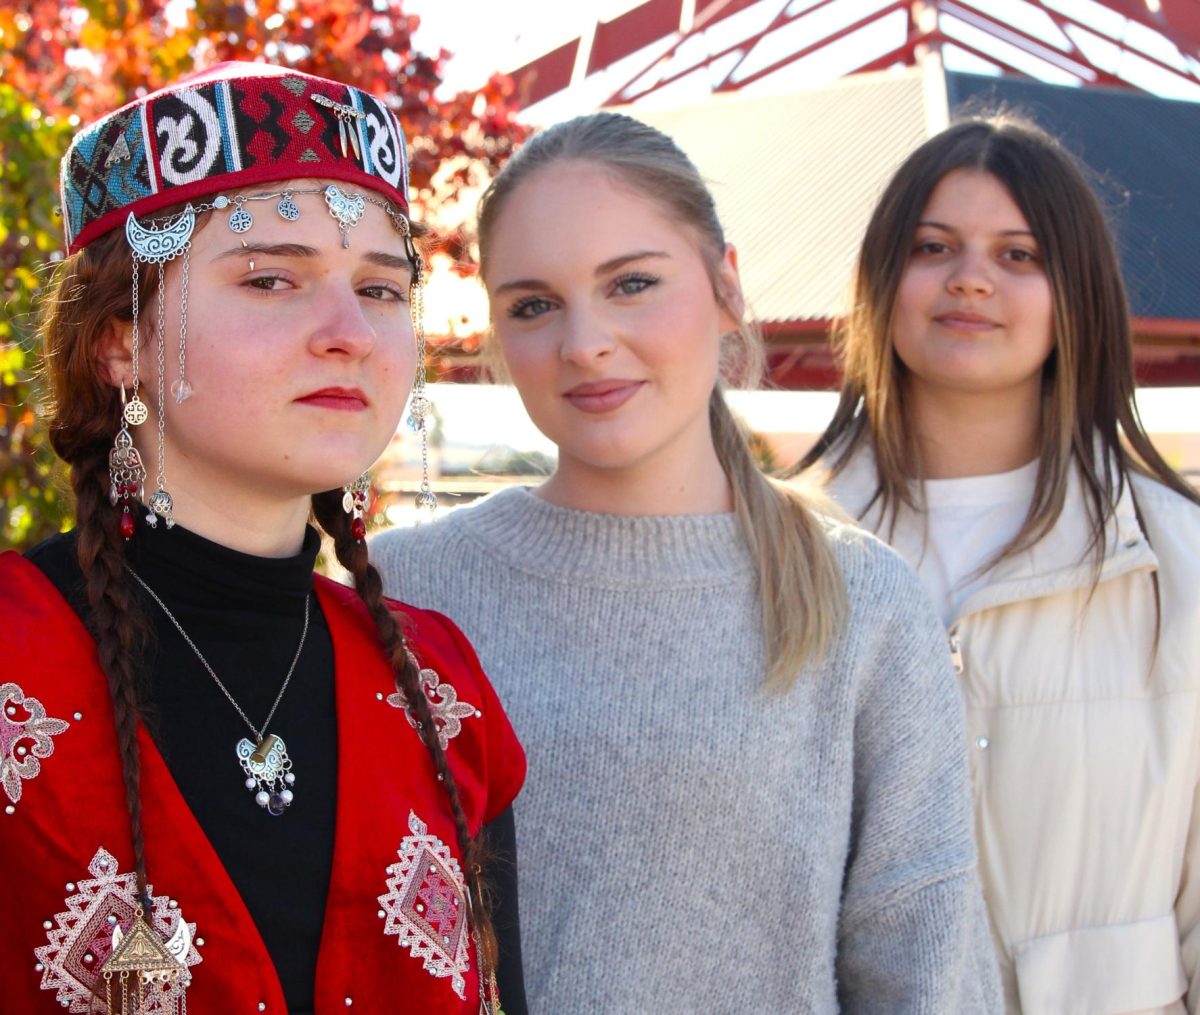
[228,202,254,233]
[123,398,149,427]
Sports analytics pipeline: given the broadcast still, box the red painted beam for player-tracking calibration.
[948,0,1199,90]
[618,0,911,103]
[1133,317,1200,339]
[511,38,580,108]
[588,0,685,75]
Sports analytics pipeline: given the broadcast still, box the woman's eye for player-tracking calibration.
[359,283,408,302]
[1003,247,1040,265]
[913,239,949,256]
[246,274,291,292]
[612,273,657,296]
[508,296,555,319]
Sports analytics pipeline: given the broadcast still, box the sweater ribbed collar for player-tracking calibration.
[448,486,754,587]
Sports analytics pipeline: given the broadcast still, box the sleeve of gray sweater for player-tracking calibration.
[835,529,1002,1012]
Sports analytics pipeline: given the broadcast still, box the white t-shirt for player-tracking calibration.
[889,460,1039,626]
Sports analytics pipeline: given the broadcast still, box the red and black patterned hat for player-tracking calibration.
[60,62,411,254]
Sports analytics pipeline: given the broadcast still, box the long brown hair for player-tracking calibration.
[38,213,499,978]
[797,112,1199,568]
[477,111,847,689]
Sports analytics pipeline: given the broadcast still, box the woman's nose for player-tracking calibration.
[559,307,617,365]
[307,283,377,358]
[946,249,994,297]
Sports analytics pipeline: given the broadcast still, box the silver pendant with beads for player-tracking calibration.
[236,733,296,816]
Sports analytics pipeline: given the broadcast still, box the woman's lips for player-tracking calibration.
[934,312,1000,332]
[295,387,369,411]
[564,379,645,414]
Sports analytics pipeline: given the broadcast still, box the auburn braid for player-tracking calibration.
[66,422,154,901]
[311,491,499,982]
[41,237,156,901]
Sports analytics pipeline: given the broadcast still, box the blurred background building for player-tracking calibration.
[384,0,1200,521]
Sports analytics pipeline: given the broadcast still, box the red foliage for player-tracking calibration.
[0,0,528,201]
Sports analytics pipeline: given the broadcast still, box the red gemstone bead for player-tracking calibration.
[118,510,136,540]
[350,516,366,542]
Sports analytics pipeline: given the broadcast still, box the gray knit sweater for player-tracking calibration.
[372,487,1002,1013]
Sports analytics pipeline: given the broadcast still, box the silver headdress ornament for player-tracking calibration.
[311,92,367,163]
[125,206,198,529]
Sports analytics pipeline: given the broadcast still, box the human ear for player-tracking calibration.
[716,243,746,330]
[96,316,136,389]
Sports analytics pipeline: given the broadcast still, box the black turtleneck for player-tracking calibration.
[27,522,526,1015]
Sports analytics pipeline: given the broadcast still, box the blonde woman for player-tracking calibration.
[374,112,1001,1012]
[801,114,1200,1012]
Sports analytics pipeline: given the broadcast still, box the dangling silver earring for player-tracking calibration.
[110,384,147,541]
[125,264,150,430]
[343,473,371,542]
[406,254,437,516]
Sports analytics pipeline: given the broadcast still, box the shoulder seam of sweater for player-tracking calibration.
[837,861,979,938]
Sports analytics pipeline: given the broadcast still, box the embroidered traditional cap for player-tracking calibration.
[60,62,411,254]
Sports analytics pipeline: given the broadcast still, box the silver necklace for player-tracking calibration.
[127,566,310,817]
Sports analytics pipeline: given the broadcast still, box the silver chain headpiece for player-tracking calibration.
[119,184,416,534]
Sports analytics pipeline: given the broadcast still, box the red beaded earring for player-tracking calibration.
[342,473,371,542]
[109,384,148,541]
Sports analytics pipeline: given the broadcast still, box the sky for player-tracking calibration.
[405,0,641,96]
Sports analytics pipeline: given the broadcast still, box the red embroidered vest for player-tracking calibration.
[0,552,525,1013]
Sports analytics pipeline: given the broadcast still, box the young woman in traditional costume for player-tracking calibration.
[798,114,1200,1011]
[0,63,526,1015]
[373,112,1002,1011]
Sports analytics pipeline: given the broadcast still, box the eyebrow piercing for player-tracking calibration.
[248,258,256,272]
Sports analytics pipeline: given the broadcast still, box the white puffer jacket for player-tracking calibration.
[827,451,1200,1015]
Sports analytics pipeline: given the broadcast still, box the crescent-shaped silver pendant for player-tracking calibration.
[165,916,193,961]
[125,205,196,264]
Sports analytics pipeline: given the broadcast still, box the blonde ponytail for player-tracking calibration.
[710,391,847,689]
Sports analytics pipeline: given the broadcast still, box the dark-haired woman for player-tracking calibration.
[0,63,524,1014]
[801,114,1200,1012]
[374,111,1002,1012]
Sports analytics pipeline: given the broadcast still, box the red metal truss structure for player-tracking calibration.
[512,0,1200,110]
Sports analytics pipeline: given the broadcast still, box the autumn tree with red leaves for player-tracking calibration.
[0,0,525,549]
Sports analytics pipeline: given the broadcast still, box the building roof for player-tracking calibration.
[627,65,1200,331]
[629,67,936,325]
[509,0,1200,121]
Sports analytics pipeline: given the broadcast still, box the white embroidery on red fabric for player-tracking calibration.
[388,657,479,750]
[1,681,70,804]
[378,810,471,999]
[33,847,201,1012]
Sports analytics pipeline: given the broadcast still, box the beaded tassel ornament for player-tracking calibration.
[406,253,438,516]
